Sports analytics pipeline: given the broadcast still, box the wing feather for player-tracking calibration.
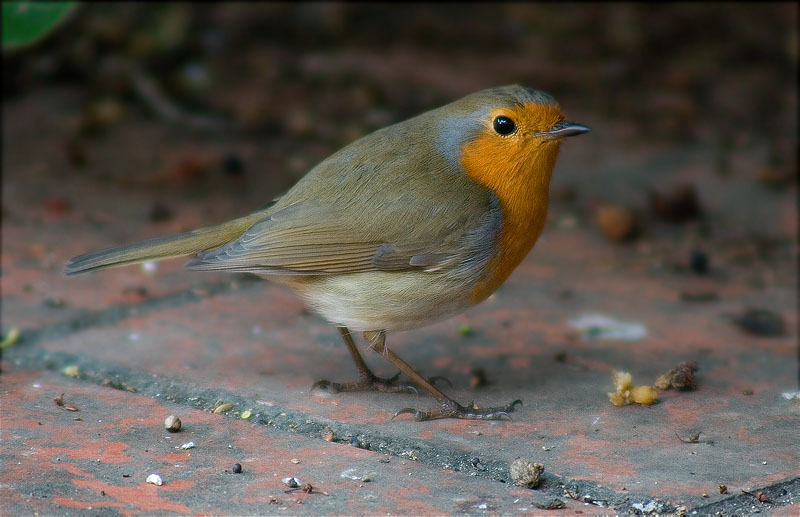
[184,124,499,277]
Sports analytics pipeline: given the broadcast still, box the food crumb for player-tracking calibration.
[608,370,659,406]
[654,361,698,391]
[213,403,232,414]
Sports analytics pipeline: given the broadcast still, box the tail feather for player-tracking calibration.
[64,211,267,276]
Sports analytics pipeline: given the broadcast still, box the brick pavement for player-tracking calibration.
[2,87,797,515]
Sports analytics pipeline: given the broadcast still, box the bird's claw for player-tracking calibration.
[311,373,418,395]
[391,399,522,421]
[311,379,339,393]
[392,407,427,421]
[506,399,523,411]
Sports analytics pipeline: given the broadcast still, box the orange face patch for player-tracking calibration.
[460,102,565,302]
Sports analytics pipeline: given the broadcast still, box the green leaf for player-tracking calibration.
[2,1,75,50]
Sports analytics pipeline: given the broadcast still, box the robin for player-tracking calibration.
[65,85,589,421]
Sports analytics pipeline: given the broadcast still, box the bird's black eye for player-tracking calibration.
[493,115,516,136]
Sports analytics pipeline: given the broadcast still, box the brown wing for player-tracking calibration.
[183,201,477,275]
[185,105,500,277]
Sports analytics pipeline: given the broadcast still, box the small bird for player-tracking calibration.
[65,85,589,421]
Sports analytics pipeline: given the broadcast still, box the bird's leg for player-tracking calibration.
[363,330,521,421]
[311,327,417,394]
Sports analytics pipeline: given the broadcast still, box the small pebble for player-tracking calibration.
[470,457,486,471]
[532,498,566,510]
[283,477,301,488]
[164,415,182,432]
[510,458,544,488]
[213,403,232,414]
[654,361,698,391]
[180,442,195,450]
[291,458,300,464]
[146,473,163,486]
[595,204,638,241]
[232,463,242,474]
[322,428,336,442]
[730,308,785,336]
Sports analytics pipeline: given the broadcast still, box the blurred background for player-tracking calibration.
[3,2,797,289]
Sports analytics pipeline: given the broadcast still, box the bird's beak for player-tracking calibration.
[541,121,591,139]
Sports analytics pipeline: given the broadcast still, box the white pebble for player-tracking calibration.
[146,473,163,486]
[568,313,647,341]
[282,477,300,488]
[340,468,361,480]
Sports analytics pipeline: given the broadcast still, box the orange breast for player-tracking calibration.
[460,103,563,303]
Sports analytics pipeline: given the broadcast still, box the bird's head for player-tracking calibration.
[436,85,589,198]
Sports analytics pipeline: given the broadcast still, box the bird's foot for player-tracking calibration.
[392,398,522,421]
[312,373,451,395]
[312,372,418,394]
